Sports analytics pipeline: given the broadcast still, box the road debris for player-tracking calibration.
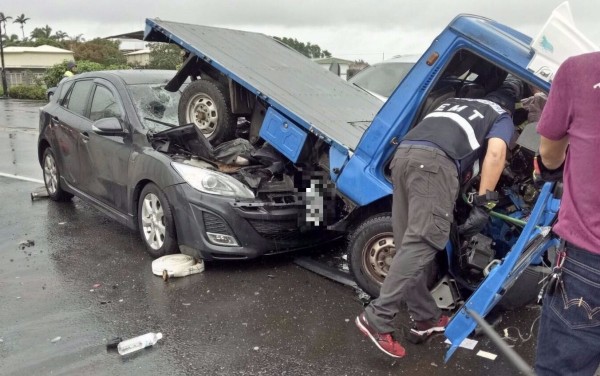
[253,346,259,351]
[117,332,162,355]
[444,338,478,350]
[31,186,49,201]
[477,350,498,360]
[50,336,61,343]
[92,283,101,288]
[151,254,204,281]
[18,240,35,250]
[106,337,123,351]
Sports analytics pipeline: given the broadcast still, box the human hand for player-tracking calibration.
[458,206,489,239]
[533,154,563,184]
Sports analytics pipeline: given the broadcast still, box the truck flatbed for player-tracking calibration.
[144,19,384,151]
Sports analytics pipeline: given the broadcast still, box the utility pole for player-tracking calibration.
[0,21,8,98]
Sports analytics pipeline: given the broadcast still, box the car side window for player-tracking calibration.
[58,81,74,104]
[65,80,93,117]
[89,85,122,122]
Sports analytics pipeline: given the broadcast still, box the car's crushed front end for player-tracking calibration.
[148,123,339,260]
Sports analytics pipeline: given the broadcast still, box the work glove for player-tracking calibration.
[533,154,563,184]
[458,206,490,239]
[459,191,497,239]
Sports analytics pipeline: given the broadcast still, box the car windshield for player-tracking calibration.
[349,62,415,98]
[127,83,181,133]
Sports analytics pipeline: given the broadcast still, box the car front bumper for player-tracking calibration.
[164,183,334,261]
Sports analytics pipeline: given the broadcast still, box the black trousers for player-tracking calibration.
[365,145,458,333]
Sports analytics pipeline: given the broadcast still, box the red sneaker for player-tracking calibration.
[355,313,406,358]
[407,315,451,344]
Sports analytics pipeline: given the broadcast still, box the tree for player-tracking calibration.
[13,13,30,40]
[30,25,52,40]
[1,33,20,46]
[54,30,69,41]
[273,36,332,58]
[73,38,126,66]
[148,43,182,69]
[0,12,12,38]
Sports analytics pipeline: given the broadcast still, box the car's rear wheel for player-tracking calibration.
[138,183,179,258]
[178,79,236,145]
[42,147,73,201]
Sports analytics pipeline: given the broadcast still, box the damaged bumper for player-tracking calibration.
[164,183,334,261]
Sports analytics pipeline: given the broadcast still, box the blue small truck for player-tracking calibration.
[143,13,567,360]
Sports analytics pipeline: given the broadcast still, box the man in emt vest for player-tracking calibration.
[355,78,522,358]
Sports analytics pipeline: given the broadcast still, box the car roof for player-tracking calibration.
[75,70,177,85]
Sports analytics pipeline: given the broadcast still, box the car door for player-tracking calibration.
[78,79,131,213]
[51,79,94,187]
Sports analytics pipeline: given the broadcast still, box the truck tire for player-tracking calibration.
[348,214,396,298]
[349,214,439,298]
[178,79,236,145]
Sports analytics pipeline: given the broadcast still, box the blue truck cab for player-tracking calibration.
[143,6,588,361]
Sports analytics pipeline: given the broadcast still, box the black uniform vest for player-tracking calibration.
[404,98,507,174]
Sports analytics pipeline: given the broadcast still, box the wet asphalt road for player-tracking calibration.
[0,99,540,375]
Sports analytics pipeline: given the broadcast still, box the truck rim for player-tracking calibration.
[186,92,218,137]
[141,193,165,250]
[362,232,396,284]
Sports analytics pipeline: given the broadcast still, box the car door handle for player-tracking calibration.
[81,131,90,142]
[50,116,59,126]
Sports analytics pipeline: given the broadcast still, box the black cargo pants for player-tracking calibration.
[365,144,459,333]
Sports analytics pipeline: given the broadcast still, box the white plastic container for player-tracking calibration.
[117,332,163,355]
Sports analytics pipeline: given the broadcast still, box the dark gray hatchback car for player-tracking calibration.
[38,70,328,260]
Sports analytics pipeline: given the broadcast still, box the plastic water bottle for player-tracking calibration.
[117,332,163,355]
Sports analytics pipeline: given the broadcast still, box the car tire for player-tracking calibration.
[178,79,236,145]
[137,183,179,258]
[348,214,396,298]
[42,147,73,202]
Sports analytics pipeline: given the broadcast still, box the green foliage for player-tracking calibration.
[8,85,46,100]
[273,37,331,58]
[30,25,53,39]
[73,38,126,66]
[148,43,182,69]
[43,60,131,88]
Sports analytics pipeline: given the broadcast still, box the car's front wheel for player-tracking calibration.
[42,147,73,202]
[137,183,179,258]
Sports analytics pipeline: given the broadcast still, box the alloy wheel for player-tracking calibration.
[43,153,58,195]
[141,193,166,250]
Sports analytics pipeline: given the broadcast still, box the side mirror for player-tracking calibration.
[92,117,126,136]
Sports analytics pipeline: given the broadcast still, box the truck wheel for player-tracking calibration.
[42,147,73,201]
[178,79,236,145]
[137,183,179,258]
[348,214,396,298]
[349,214,439,298]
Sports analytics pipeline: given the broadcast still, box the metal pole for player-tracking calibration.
[465,308,536,376]
[0,21,8,98]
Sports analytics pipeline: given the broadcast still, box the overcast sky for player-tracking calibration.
[3,0,598,63]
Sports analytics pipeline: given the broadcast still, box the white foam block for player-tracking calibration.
[476,350,498,360]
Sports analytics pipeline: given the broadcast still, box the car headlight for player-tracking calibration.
[172,162,254,199]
